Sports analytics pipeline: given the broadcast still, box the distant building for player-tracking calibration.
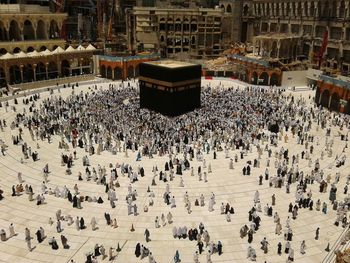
[0,0,97,88]
[241,0,350,77]
[127,0,243,59]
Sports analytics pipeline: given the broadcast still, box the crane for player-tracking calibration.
[97,0,106,40]
[317,30,328,69]
[107,0,115,40]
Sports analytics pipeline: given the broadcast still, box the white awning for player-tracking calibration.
[66,46,76,52]
[0,52,15,60]
[15,51,27,58]
[76,45,86,51]
[41,49,52,56]
[53,46,65,54]
[86,44,96,50]
[28,50,41,57]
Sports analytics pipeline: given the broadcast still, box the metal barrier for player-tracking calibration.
[9,74,95,91]
[0,76,107,103]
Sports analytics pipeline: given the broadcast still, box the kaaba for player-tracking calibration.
[139,60,201,116]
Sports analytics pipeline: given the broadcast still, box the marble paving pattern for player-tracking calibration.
[0,79,348,263]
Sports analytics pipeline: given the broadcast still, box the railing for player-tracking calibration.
[0,4,51,13]
[322,227,350,263]
[0,75,104,102]
[0,39,65,48]
[9,74,95,91]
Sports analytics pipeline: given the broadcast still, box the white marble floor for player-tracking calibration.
[0,78,349,263]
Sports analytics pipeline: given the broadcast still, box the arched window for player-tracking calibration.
[0,21,8,41]
[10,65,21,84]
[297,2,302,16]
[259,72,269,86]
[310,2,315,16]
[61,60,70,77]
[36,20,46,39]
[23,20,35,40]
[304,2,308,17]
[190,20,197,32]
[339,1,345,18]
[49,20,60,39]
[191,36,196,45]
[100,65,106,78]
[36,62,46,81]
[9,20,21,41]
[286,3,290,16]
[243,5,249,16]
[167,18,173,31]
[114,67,122,79]
[159,18,166,31]
[48,61,58,79]
[22,64,34,83]
[107,66,113,79]
[0,67,6,87]
[127,66,134,78]
[322,1,329,17]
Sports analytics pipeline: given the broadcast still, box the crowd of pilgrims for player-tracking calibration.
[0,79,349,263]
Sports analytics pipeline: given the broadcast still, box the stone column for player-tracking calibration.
[47,20,51,39]
[57,21,63,38]
[253,38,256,55]
[277,40,281,59]
[69,60,73,76]
[33,21,38,40]
[57,60,62,77]
[20,23,24,41]
[288,20,292,34]
[33,64,37,81]
[20,65,24,83]
[80,58,83,75]
[328,94,332,108]
[112,67,115,80]
[45,63,49,79]
[3,21,10,41]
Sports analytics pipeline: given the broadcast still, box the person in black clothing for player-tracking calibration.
[36,229,42,243]
[49,237,59,250]
[197,241,203,254]
[277,242,282,255]
[135,243,141,257]
[80,217,85,229]
[104,212,111,225]
[218,241,223,255]
[94,244,101,256]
